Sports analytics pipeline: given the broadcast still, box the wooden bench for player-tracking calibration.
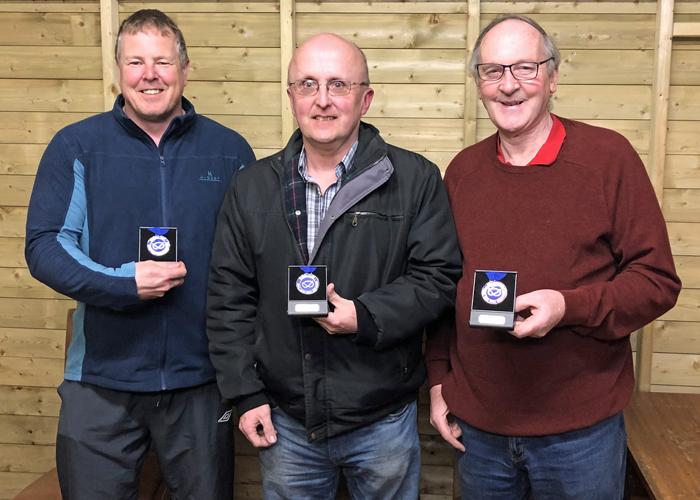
[623,391,700,500]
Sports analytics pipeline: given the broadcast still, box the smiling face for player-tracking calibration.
[117,28,189,130]
[477,19,558,140]
[287,34,374,156]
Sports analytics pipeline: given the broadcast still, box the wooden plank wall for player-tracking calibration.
[0,0,699,498]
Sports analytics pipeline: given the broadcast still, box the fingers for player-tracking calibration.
[135,261,187,299]
[313,283,358,335]
[239,405,277,448]
[430,411,465,451]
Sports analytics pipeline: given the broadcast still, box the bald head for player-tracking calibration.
[288,33,369,86]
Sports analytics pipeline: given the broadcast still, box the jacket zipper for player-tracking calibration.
[159,153,168,390]
[351,211,404,227]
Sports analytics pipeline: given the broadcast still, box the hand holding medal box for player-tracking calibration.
[470,270,517,330]
[288,265,329,317]
[139,227,178,262]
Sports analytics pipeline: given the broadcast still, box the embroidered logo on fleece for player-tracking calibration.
[218,409,232,423]
[199,171,221,182]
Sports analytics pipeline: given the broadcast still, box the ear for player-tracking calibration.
[183,60,190,87]
[287,87,297,117]
[549,67,558,94]
[360,87,374,116]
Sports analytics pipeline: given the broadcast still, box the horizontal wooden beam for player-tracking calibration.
[673,22,700,38]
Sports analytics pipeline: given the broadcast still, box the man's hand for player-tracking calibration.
[429,384,465,451]
[314,283,358,335]
[239,404,277,448]
[511,289,565,339]
[135,261,187,300]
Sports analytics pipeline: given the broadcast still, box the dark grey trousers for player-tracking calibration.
[56,380,234,500]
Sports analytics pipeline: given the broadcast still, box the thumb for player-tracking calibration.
[261,417,277,444]
[327,283,343,305]
[514,294,533,313]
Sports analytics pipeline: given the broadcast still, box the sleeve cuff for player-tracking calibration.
[559,288,591,327]
[235,391,270,417]
[352,299,380,347]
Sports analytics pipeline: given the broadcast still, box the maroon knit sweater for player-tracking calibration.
[425,117,681,436]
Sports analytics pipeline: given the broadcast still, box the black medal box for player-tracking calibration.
[469,270,517,330]
[288,265,328,317]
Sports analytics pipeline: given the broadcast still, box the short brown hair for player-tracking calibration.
[115,9,188,67]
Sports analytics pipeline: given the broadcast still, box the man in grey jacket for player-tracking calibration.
[207,33,461,499]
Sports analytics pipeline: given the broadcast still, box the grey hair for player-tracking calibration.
[468,15,561,82]
[115,9,188,67]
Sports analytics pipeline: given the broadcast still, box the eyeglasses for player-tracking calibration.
[288,79,369,97]
[476,57,554,82]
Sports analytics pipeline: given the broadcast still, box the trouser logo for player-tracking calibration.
[218,409,232,423]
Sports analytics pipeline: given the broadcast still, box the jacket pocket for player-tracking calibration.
[351,211,405,227]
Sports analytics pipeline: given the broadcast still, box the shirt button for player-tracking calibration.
[295,210,301,216]
[311,432,316,440]
[305,353,311,360]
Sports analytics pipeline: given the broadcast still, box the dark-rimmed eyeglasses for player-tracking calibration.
[476,57,554,82]
[288,79,369,97]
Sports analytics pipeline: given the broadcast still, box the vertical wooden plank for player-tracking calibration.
[100,0,120,111]
[280,0,296,144]
[463,0,480,148]
[636,0,675,392]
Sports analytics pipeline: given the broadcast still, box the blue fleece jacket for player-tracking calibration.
[26,95,255,392]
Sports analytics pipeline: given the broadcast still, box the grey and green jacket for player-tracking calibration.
[207,122,461,441]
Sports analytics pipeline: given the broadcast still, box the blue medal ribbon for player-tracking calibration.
[147,227,169,236]
[300,266,316,274]
[485,271,506,281]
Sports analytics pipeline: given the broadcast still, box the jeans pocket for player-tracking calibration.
[385,402,411,421]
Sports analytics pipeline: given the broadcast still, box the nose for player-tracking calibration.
[143,62,157,80]
[315,84,331,107]
[499,67,520,94]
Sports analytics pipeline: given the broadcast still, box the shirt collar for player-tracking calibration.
[298,140,359,181]
[497,114,566,166]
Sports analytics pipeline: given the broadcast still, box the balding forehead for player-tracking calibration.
[289,33,369,83]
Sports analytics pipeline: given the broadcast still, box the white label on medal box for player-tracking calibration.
[478,314,507,326]
[295,303,321,313]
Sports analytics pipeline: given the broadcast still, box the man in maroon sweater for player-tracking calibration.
[425,14,682,500]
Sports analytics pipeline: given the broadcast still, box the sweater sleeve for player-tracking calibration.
[25,132,140,309]
[354,160,462,350]
[558,138,681,340]
[206,176,269,413]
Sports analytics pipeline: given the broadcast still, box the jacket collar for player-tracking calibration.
[112,94,197,146]
[278,121,388,174]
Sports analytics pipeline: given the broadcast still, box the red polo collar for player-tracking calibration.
[497,114,566,166]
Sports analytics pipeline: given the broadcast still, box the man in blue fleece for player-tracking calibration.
[25,9,254,499]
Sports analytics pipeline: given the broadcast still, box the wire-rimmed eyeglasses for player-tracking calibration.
[288,79,369,97]
[476,57,554,82]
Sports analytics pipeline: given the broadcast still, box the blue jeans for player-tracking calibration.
[259,401,421,500]
[456,411,627,500]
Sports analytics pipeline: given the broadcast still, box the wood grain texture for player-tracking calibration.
[188,47,280,82]
[0,443,55,473]
[668,222,700,256]
[296,13,468,49]
[662,188,700,223]
[0,268,66,300]
[0,46,101,79]
[0,112,93,144]
[364,117,464,151]
[0,327,64,359]
[364,49,465,84]
[659,288,700,322]
[668,121,700,154]
[674,255,700,289]
[366,84,464,119]
[0,206,28,238]
[0,144,45,176]
[0,13,100,46]
[184,82,280,115]
[207,115,282,149]
[624,392,700,499]
[557,49,653,85]
[156,13,281,48]
[0,175,35,208]
[0,238,26,267]
[0,297,74,329]
[653,320,700,354]
[0,415,58,446]
[0,80,102,113]
[0,386,61,417]
[0,357,63,387]
[665,154,700,189]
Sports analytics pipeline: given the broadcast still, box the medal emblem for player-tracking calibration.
[481,272,508,305]
[296,266,320,295]
[147,234,170,256]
